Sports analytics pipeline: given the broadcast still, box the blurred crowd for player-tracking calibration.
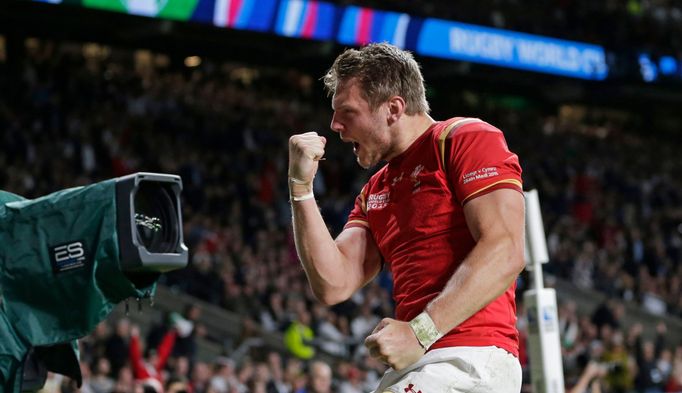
[1,38,681,392]
[34,298,682,393]
[537,299,682,393]
[42,310,383,393]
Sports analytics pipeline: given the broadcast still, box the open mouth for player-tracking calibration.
[353,142,360,153]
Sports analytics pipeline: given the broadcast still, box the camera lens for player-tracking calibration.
[134,182,179,253]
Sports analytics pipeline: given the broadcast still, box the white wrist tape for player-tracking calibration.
[291,192,315,202]
[289,177,310,185]
[289,177,314,202]
[409,311,444,350]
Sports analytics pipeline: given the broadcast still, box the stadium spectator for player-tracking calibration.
[600,329,635,393]
[90,358,116,393]
[568,361,607,393]
[631,322,669,393]
[129,324,177,390]
[189,361,212,393]
[106,319,133,380]
[284,309,316,360]
[667,343,682,391]
[295,361,333,393]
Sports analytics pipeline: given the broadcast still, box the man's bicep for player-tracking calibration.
[335,226,383,288]
[463,188,525,242]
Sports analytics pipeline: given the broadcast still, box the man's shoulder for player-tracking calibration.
[437,117,501,141]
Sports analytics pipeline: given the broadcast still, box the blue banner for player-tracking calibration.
[274,0,337,40]
[417,19,609,80]
[337,6,411,48]
[30,0,613,81]
[213,0,278,32]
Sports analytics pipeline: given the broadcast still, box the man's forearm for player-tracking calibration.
[291,199,352,304]
[425,235,524,334]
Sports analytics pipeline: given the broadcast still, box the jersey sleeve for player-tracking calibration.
[343,184,369,230]
[443,122,523,205]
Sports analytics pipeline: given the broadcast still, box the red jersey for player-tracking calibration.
[344,117,523,356]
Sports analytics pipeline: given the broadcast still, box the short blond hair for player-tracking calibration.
[323,43,430,115]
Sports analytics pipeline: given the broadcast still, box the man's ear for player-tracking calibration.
[386,96,406,125]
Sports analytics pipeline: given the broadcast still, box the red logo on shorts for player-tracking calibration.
[404,384,422,393]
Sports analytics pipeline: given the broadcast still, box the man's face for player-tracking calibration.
[310,364,332,393]
[330,79,391,169]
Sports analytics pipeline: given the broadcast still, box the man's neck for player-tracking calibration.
[390,113,436,158]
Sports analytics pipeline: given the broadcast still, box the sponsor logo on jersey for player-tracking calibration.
[410,164,424,193]
[367,192,390,210]
[462,166,499,185]
[404,383,422,393]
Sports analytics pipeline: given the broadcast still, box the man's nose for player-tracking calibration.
[329,112,342,133]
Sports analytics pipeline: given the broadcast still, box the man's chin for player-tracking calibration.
[356,157,375,169]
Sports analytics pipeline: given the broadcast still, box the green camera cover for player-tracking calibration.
[0,181,156,392]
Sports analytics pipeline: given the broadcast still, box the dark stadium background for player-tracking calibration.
[1,0,681,392]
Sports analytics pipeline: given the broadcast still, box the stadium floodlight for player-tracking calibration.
[0,172,188,393]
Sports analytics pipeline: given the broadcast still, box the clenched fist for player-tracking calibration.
[288,132,327,189]
[364,318,425,370]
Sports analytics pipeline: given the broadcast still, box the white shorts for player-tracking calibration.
[371,346,522,393]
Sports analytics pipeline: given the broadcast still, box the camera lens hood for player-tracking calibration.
[115,172,188,273]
